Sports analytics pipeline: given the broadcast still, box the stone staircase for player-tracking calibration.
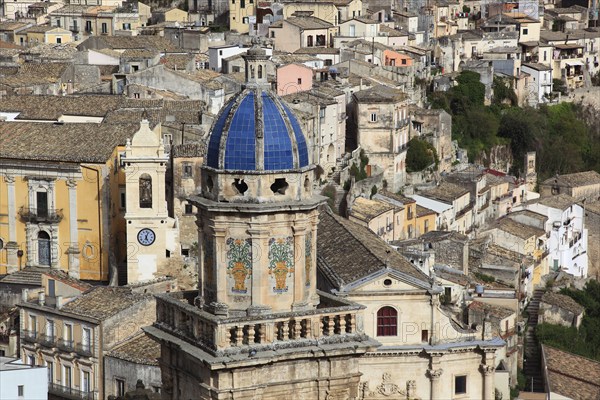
[524,288,545,393]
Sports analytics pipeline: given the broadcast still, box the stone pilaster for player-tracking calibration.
[291,223,307,310]
[481,364,495,400]
[66,179,80,278]
[248,227,270,315]
[4,175,18,271]
[427,368,443,400]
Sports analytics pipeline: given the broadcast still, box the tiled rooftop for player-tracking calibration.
[317,210,430,288]
[353,84,407,103]
[541,292,585,315]
[107,333,160,366]
[419,181,470,203]
[0,122,140,163]
[350,197,395,222]
[533,194,579,210]
[543,345,600,400]
[61,287,150,321]
[491,217,546,240]
[542,171,600,188]
[286,16,333,29]
[468,300,515,320]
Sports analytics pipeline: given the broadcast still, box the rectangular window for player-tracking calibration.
[64,365,72,388]
[181,248,190,257]
[123,23,131,30]
[116,379,126,396]
[184,203,193,215]
[56,37,62,44]
[28,355,35,366]
[47,361,53,383]
[401,59,407,65]
[48,279,55,296]
[86,21,92,32]
[30,315,37,334]
[421,329,428,342]
[183,164,193,178]
[82,327,91,352]
[64,323,73,343]
[46,320,55,340]
[370,113,377,122]
[523,28,528,35]
[101,23,107,34]
[297,78,302,85]
[455,375,467,394]
[36,191,48,217]
[18,386,24,397]
[119,186,126,209]
[82,371,90,392]
[424,219,429,233]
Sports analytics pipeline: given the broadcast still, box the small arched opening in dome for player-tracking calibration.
[270,178,288,195]
[232,179,248,195]
[258,65,263,79]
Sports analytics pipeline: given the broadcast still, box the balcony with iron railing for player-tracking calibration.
[21,330,38,343]
[49,383,95,400]
[57,338,75,352]
[18,206,63,223]
[75,342,94,357]
[151,290,372,357]
[38,333,56,347]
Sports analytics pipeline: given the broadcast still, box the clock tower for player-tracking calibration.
[124,119,176,283]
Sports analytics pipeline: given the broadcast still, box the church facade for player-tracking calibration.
[145,42,505,400]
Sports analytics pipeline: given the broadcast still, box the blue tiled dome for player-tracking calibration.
[206,89,309,171]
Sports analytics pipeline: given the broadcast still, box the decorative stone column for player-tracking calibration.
[66,179,80,279]
[4,175,18,272]
[481,364,495,400]
[427,368,443,400]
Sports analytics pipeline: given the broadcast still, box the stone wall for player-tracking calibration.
[103,297,156,350]
[586,204,600,279]
[104,357,162,397]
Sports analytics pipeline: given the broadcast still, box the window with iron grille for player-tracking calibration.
[377,307,397,336]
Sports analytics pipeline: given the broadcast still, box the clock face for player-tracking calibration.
[137,228,156,246]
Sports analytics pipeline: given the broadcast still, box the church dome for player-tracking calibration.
[205,88,310,172]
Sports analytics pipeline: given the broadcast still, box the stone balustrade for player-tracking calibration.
[154,290,364,355]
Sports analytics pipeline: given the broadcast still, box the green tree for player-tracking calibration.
[406,138,438,172]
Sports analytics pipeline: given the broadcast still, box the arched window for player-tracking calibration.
[38,231,51,266]
[139,174,152,208]
[258,65,263,79]
[250,65,255,79]
[377,306,397,336]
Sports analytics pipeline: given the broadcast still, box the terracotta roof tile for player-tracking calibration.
[317,210,430,288]
[543,345,600,400]
[0,122,140,163]
[61,287,150,320]
[107,333,160,365]
[541,292,585,315]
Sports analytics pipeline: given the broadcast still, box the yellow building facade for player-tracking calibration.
[0,123,140,281]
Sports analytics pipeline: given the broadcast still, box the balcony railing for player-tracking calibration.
[154,290,367,355]
[75,342,94,357]
[21,330,37,343]
[57,338,75,352]
[18,207,63,223]
[38,333,56,347]
[49,383,95,400]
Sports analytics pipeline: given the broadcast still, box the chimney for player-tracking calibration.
[38,291,45,306]
[56,295,63,310]
[21,289,29,302]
